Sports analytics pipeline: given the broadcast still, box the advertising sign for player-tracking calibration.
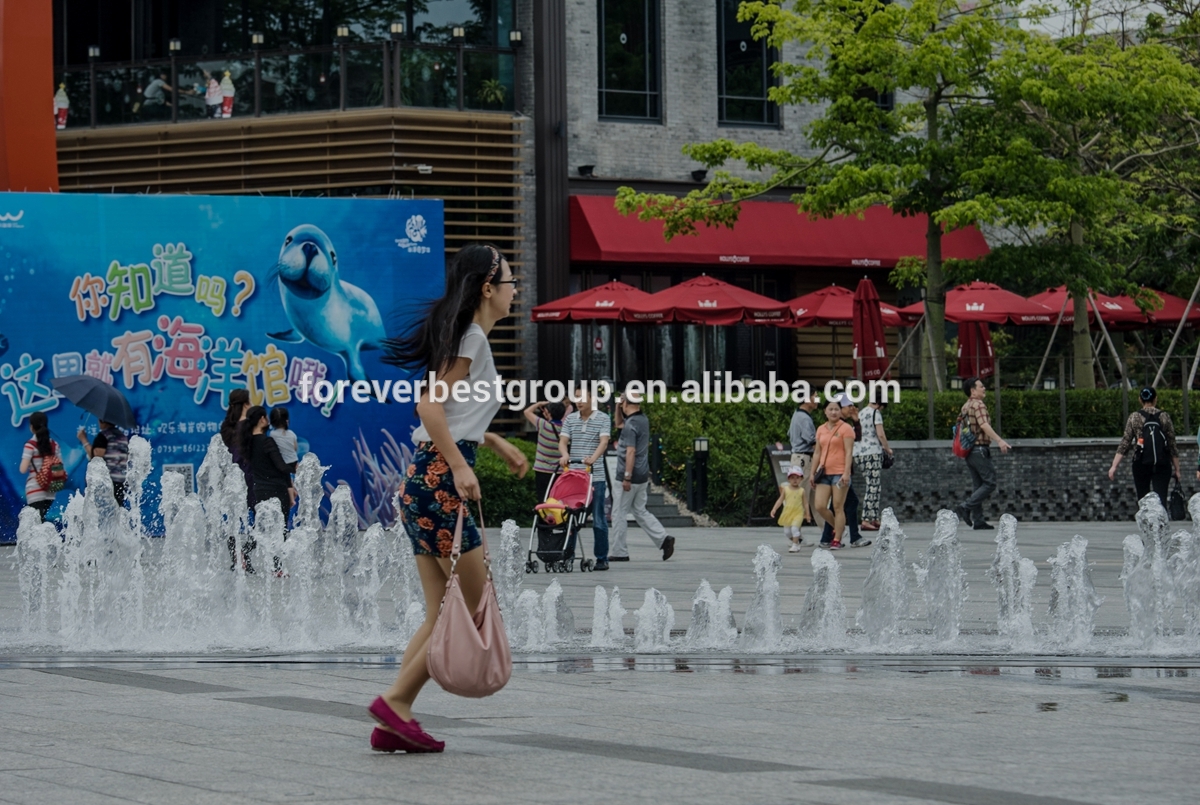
[0,192,445,540]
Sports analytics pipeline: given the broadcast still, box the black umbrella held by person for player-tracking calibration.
[51,375,136,428]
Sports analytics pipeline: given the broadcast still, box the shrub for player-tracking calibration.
[476,436,538,527]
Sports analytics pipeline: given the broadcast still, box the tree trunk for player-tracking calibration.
[923,96,947,391]
[1070,221,1095,389]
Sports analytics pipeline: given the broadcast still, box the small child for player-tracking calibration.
[770,465,806,552]
[269,406,299,473]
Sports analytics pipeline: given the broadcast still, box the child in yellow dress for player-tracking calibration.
[770,465,806,552]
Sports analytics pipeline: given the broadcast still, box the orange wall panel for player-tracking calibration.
[0,0,59,191]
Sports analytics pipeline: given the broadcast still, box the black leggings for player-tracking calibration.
[1131,463,1172,510]
[27,500,53,520]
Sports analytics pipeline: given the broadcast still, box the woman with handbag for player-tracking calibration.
[856,399,893,530]
[369,243,527,754]
[19,411,63,521]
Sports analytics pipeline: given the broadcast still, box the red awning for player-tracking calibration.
[570,195,991,267]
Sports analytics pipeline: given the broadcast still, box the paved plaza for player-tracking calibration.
[2,519,1198,805]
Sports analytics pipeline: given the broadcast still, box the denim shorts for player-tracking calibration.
[399,440,481,557]
[814,472,843,486]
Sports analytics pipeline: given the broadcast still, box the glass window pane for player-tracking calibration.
[718,0,776,125]
[599,0,659,119]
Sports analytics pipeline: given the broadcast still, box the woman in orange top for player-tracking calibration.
[809,399,856,549]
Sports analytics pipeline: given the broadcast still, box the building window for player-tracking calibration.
[598,0,661,120]
[717,0,778,126]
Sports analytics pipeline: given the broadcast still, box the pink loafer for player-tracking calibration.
[368,697,445,752]
[370,727,440,754]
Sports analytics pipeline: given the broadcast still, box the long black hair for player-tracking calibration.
[382,243,504,375]
[29,411,53,457]
[220,388,251,449]
[237,405,268,458]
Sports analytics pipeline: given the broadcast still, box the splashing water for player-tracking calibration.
[589,586,629,649]
[684,579,738,650]
[857,508,910,645]
[493,518,525,620]
[1048,536,1102,649]
[15,508,58,635]
[635,588,674,652]
[607,586,628,646]
[738,545,783,652]
[541,579,576,646]
[512,589,544,652]
[1120,494,1176,648]
[798,549,846,646]
[986,514,1037,645]
[914,510,968,642]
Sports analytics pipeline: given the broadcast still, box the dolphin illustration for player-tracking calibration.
[268,224,386,382]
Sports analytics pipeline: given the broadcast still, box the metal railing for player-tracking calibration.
[56,41,519,130]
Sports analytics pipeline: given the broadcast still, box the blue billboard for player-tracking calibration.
[0,192,445,540]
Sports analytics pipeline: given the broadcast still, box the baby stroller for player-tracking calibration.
[526,466,596,573]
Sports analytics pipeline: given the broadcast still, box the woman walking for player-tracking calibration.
[810,399,856,549]
[19,412,62,521]
[238,405,296,522]
[370,243,527,753]
[855,399,893,530]
[1108,386,1180,510]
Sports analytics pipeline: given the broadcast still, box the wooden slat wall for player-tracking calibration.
[57,107,526,425]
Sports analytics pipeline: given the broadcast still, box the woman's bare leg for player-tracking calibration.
[830,484,849,542]
[381,548,489,722]
[812,484,835,529]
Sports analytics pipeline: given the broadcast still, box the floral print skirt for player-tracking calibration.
[400,440,481,557]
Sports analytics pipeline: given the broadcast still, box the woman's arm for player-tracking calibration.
[809,439,824,487]
[876,419,891,453]
[840,434,855,486]
[262,437,291,478]
[18,451,31,474]
[482,432,528,478]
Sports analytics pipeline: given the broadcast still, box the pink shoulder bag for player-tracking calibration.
[426,500,512,698]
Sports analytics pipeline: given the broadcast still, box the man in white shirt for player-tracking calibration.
[559,389,612,570]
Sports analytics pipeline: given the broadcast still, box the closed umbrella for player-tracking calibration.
[852,278,889,380]
[956,321,995,379]
[51,375,136,428]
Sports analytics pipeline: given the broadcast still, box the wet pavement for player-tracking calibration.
[1,519,1198,803]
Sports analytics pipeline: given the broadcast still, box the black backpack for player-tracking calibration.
[1138,411,1170,468]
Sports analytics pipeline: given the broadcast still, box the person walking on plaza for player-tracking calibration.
[19,412,62,522]
[525,398,569,502]
[609,389,675,561]
[818,396,870,548]
[856,399,893,530]
[371,243,526,753]
[1108,386,1180,509]
[76,419,130,507]
[953,377,1011,530]
[558,390,611,570]
[789,396,819,525]
[810,398,855,549]
[770,465,806,552]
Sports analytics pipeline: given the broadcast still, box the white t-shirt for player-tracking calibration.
[411,323,501,444]
[854,407,883,456]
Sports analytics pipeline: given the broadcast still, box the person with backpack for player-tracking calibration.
[952,377,1010,530]
[19,411,66,521]
[1108,386,1180,510]
[77,419,130,506]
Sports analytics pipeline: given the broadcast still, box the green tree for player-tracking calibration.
[616,0,1043,388]
[957,3,1200,387]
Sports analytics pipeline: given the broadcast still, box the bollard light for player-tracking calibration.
[251,31,264,47]
[1043,377,1057,390]
[169,38,181,52]
[390,21,405,38]
[452,26,466,41]
[694,436,709,453]
[509,30,523,46]
[336,25,351,40]
[88,45,100,59]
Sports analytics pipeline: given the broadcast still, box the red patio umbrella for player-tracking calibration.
[530,280,653,321]
[897,281,1056,324]
[852,278,889,380]
[620,275,791,325]
[1144,288,1200,328]
[956,321,995,379]
[1027,286,1148,329]
[784,285,905,328]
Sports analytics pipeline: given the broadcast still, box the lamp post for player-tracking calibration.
[390,21,404,107]
[452,26,465,111]
[168,38,181,123]
[88,45,99,128]
[689,436,710,512]
[336,25,350,111]
[251,32,264,117]
[508,29,522,112]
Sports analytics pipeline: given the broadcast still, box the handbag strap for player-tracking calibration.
[450,499,489,576]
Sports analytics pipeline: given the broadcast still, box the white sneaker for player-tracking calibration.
[788,542,802,553]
